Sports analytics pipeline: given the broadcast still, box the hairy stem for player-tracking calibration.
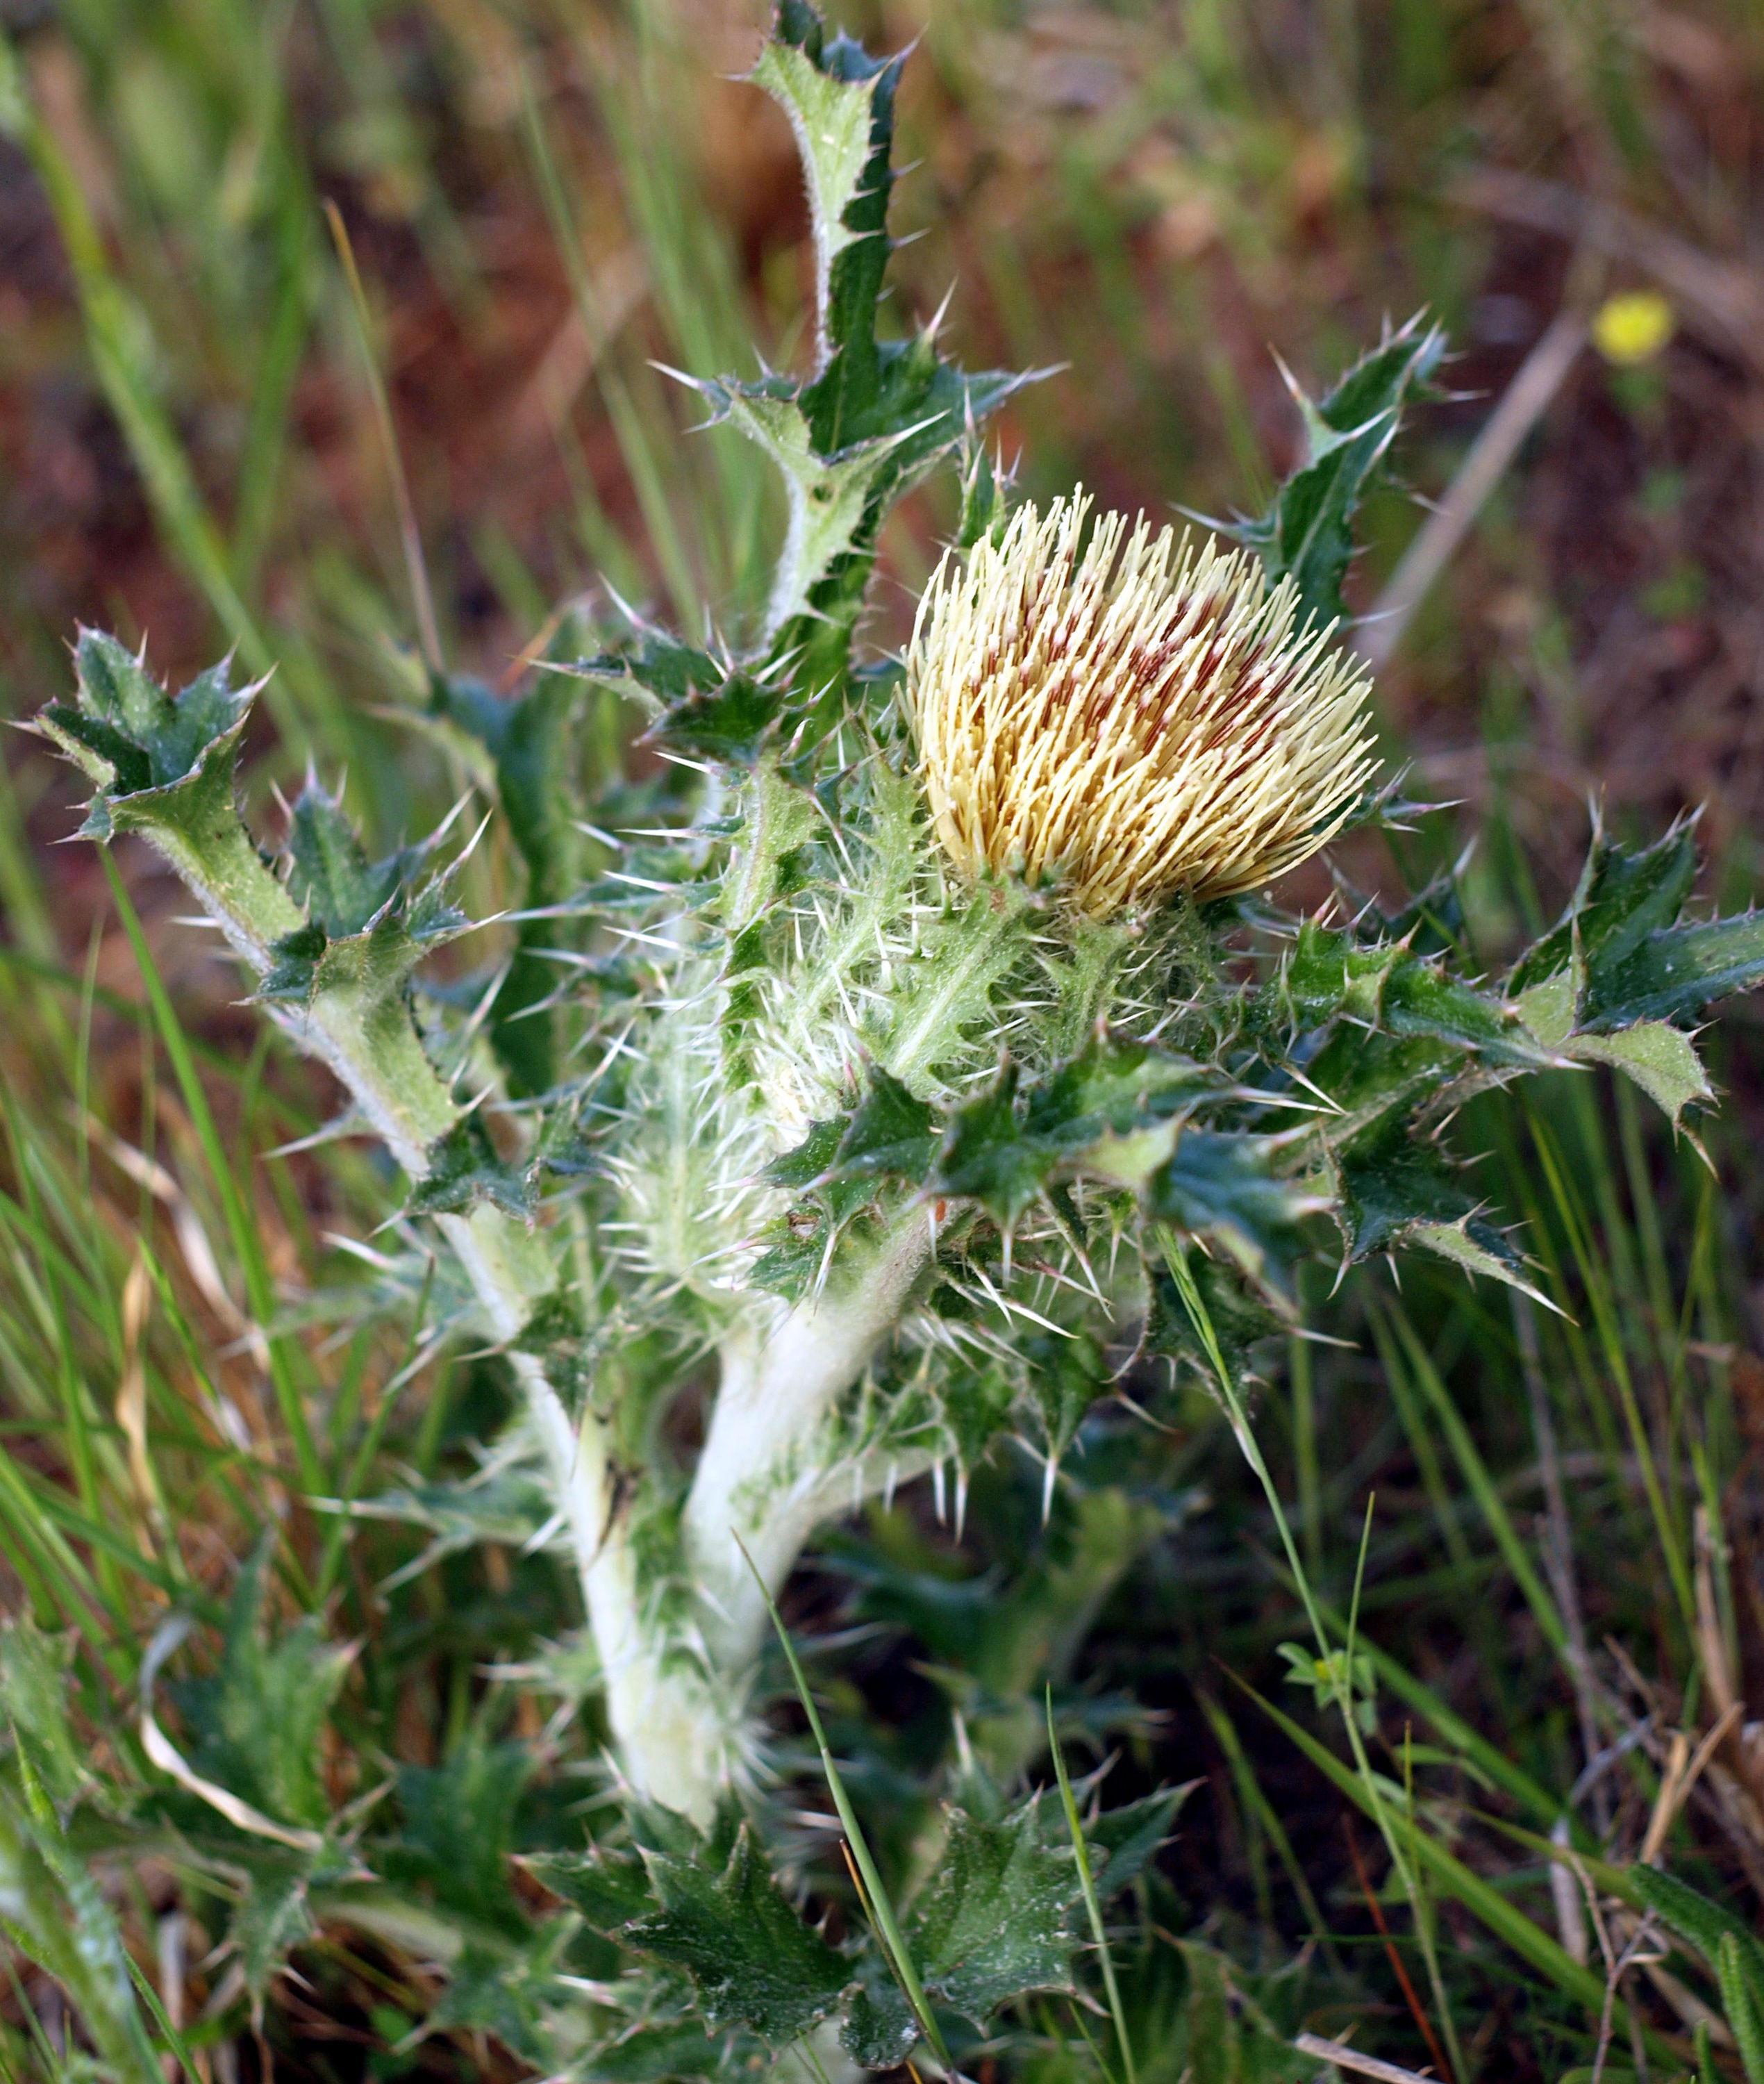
[683,1209,934,1667]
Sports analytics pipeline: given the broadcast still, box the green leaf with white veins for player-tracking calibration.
[1581,909,1764,1032]
[623,1823,851,2044]
[751,0,897,381]
[905,1795,1079,2021]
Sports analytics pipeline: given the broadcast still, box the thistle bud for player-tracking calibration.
[904,494,1378,916]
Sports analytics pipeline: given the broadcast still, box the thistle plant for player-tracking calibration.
[15,3,1764,2075]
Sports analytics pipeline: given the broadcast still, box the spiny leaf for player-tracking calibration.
[524,1846,658,1931]
[904,1795,1079,2021]
[647,661,792,767]
[1147,1130,1320,1286]
[752,1089,926,1298]
[1227,315,1445,631]
[753,0,899,392]
[36,634,286,950]
[715,1,1029,710]
[929,1033,1215,1226]
[167,1546,352,1835]
[44,628,251,797]
[932,1059,1042,1226]
[283,779,422,938]
[828,1063,938,1183]
[336,1458,562,1578]
[233,1869,317,2012]
[1331,1109,1540,1301]
[422,1927,572,2067]
[624,1823,851,2044]
[1141,1246,1285,1394]
[1510,818,1697,999]
[1561,1021,1713,1132]
[406,1115,534,1223]
[259,786,470,1007]
[939,1354,1018,1469]
[570,631,788,766]
[840,1954,918,2069]
[1581,909,1764,1032]
[1275,920,1547,1066]
[1082,1784,1193,1896]
[1506,821,1764,1036]
[1027,1328,1110,1466]
[381,1737,534,1938]
[581,2019,736,2082]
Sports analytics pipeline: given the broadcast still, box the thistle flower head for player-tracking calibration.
[904,494,1379,916]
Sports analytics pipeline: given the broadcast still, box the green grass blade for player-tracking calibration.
[1381,1297,1569,1657]
[737,1534,950,2069]
[1233,1673,1683,2069]
[1045,1687,1133,2084]
[100,854,324,1505]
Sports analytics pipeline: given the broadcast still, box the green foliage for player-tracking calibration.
[425,671,587,1098]
[625,1824,851,2044]
[932,1036,1213,1227]
[169,1547,353,1835]
[406,1115,535,1222]
[1631,1864,1764,2073]
[1226,315,1445,631]
[906,1796,1079,2020]
[697,0,1030,711]
[0,1617,92,1814]
[382,1737,535,1937]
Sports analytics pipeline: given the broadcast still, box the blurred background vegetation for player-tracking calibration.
[5,0,1764,2078]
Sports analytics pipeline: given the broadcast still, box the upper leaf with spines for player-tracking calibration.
[684,1,1033,722]
[1226,313,1446,632]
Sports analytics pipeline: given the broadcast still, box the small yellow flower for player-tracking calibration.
[1591,290,1675,368]
[904,494,1378,916]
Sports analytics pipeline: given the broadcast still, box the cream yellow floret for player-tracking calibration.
[904,492,1379,915]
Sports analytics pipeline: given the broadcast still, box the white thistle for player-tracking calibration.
[904,493,1379,916]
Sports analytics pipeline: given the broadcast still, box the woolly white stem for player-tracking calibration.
[441,1208,730,1826]
[682,1211,934,1669]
